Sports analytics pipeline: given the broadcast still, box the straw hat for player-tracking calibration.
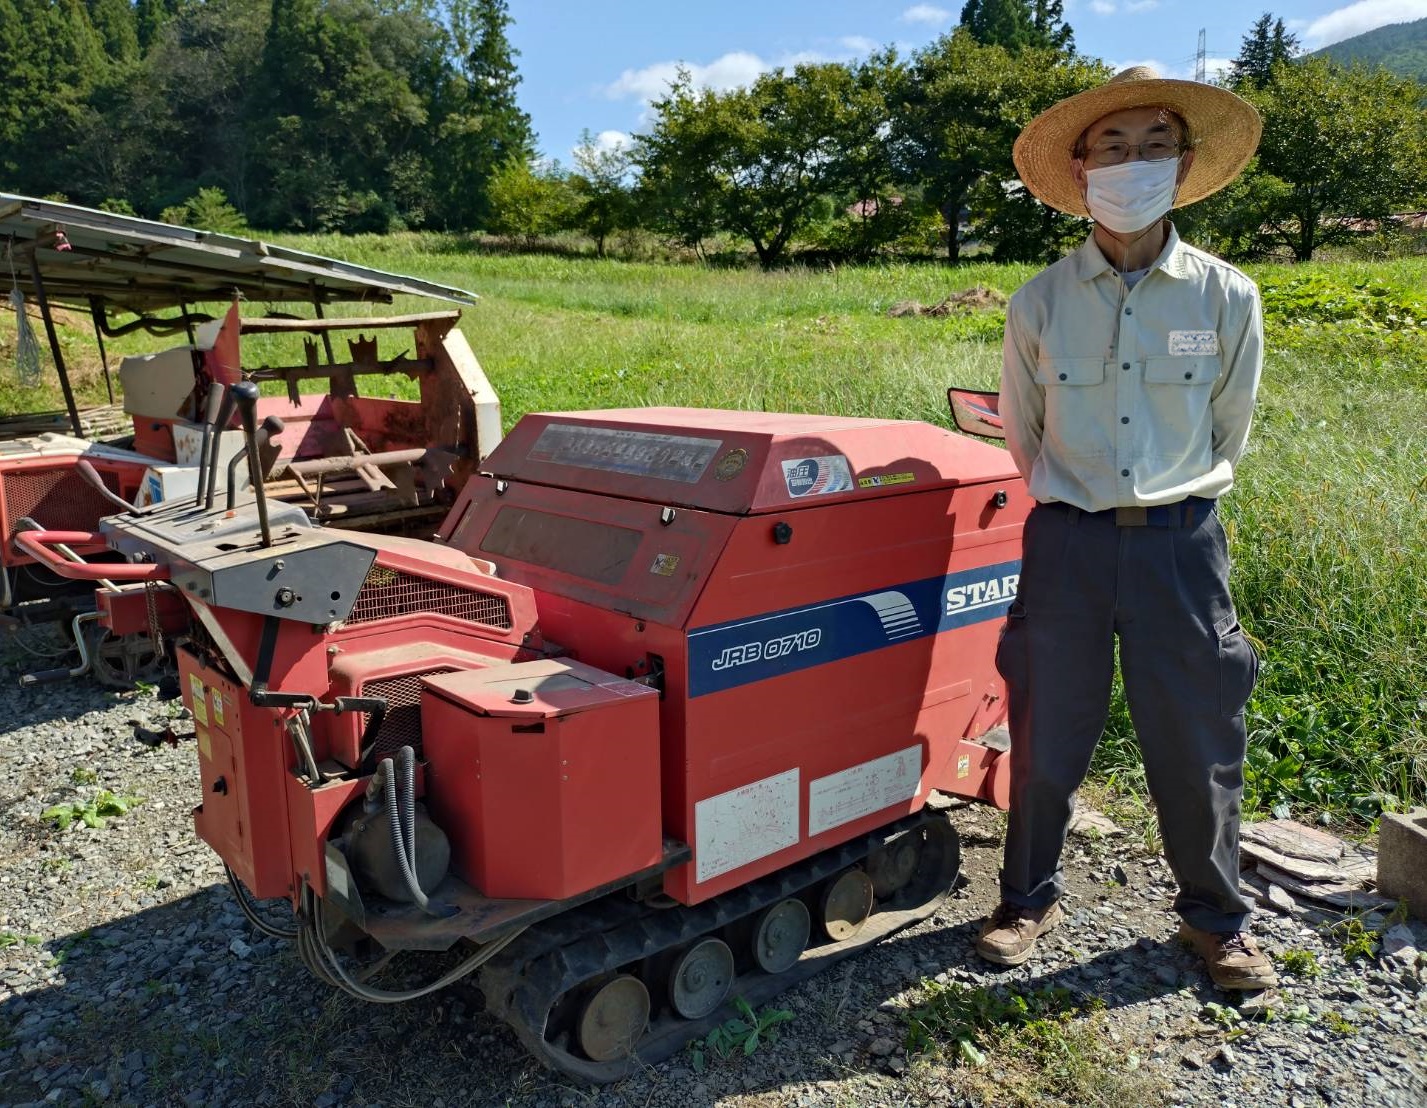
[1012,66,1262,218]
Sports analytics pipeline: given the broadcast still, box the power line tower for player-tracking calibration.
[1195,28,1207,83]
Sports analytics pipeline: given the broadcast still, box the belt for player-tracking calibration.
[1042,496,1216,528]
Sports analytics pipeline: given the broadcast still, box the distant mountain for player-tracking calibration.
[1313,16,1427,81]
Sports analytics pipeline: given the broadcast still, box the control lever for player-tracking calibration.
[193,382,226,508]
[225,414,285,511]
[226,383,281,550]
[74,460,133,514]
[203,385,239,510]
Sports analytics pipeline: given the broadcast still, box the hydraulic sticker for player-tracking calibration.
[781,455,853,498]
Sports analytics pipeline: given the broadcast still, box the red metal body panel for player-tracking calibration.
[184,652,296,900]
[444,409,1032,908]
[481,407,1020,514]
[440,476,736,628]
[96,584,189,637]
[420,660,663,900]
[0,456,147,566]
[286,775,366,897]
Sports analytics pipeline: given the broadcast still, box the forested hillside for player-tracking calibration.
[0,0,533,232]
[1317,16,1427,82]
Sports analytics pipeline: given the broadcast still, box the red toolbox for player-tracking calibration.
[420,659,663,900]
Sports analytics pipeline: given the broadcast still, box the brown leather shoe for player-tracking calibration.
[1178,923,1279,990]
[975,901,1063,966]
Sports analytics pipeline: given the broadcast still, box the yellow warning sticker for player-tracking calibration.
[858,472,916,489]
[196,726,210,760]
[189,674,208,727]
[957,753,971,779]
[212,693,225,728]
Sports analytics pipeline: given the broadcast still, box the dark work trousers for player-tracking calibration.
[995,499,1258,933]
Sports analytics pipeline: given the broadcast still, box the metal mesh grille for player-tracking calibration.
[347,565,512,630]
[361,667,457,762]
[3,467,123,540]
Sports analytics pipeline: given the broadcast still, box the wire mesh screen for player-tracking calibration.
[359,667,457,762]
[347,565,512,630]
[3,466,123,541]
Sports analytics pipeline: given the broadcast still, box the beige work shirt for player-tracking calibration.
[1000,225,1263,511]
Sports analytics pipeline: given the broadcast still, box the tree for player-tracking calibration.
[485,157,574,245]
[159,186,249,233]
[86,0,139,64]
[960,0,1074,53]
[135,0,180,54]
[637,62,889,268]
[436,0,535,229]
[569,131,633,257]
[0,0,108,195]
[1228,58,1426,261]
[891,29,1102,262]
[252,0,436,230]
[1228,12,1300,89]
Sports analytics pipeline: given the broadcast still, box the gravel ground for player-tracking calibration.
[1,650,1424,1108]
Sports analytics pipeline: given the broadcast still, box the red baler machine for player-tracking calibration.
[26,390,1028,1080]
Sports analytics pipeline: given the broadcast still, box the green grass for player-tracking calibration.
[904,981,1159,1106]
[1,235,1424,820]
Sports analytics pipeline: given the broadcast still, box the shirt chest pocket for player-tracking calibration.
[1034,357,1105,387]
[1033,357,1112,458]
[1145,355,1222,386]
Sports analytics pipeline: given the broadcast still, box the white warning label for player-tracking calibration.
[694,768,800,883]
[808,746,922,837]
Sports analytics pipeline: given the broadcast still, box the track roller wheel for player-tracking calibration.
[751,897,810,975]
[668,937,734,1020]
[866,833,923,898]
[576,975,650,1063]
[819,868,874,941]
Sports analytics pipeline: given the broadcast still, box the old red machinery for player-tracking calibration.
[27,390,1029,1080]
[2,303,500,686]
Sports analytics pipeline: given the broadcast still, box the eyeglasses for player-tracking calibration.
[1081,139,1182,167]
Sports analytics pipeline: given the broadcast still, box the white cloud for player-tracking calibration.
[1304,0,1427,47]
[594,130,631,154]
[839,35,880,53]
[602,44,867,107]
[900,4,951,25]
[602,51,768,102]
[1090,1,1160,15]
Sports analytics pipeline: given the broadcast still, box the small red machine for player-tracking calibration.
[27,388,1029,1080]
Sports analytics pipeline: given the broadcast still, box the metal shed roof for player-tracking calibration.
[0,193,477,313]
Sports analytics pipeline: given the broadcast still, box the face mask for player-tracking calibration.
[1082,157,1180,234]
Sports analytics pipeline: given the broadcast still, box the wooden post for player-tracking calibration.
[313,296,337,365]
[88,297,116,406]
[27,250,83,437]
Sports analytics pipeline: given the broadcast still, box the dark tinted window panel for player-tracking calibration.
[480,506,643,586]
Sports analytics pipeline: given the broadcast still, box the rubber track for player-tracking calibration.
[479,809,961,1083]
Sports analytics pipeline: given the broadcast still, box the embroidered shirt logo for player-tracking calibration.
[1168,330,1219,356]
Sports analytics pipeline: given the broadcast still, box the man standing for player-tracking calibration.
[978,67,1276,991]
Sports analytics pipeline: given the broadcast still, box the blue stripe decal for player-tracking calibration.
[688,560,1022,698]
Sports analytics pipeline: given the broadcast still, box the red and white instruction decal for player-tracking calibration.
[694,768,800,883]
[808,746,922,836]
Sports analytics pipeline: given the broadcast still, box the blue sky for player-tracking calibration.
[505,0,1427,162]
